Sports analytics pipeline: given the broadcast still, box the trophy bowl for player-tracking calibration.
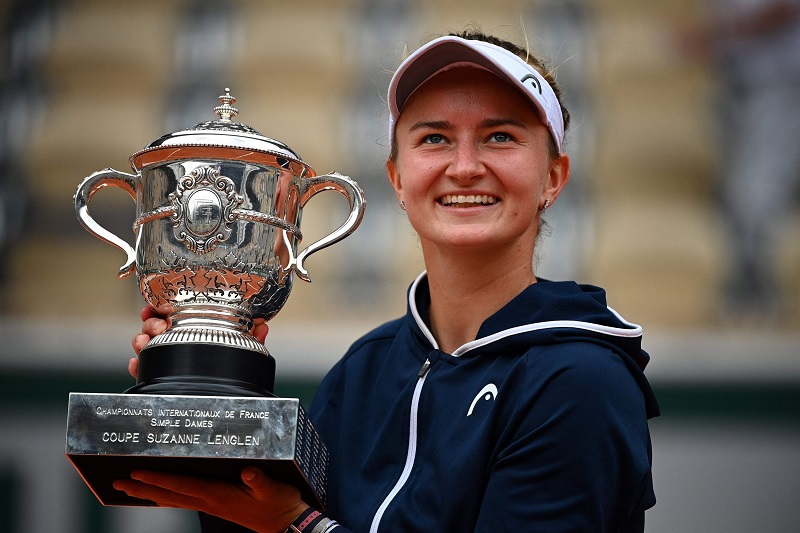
[74,88,365,397]
[67,89,364,509]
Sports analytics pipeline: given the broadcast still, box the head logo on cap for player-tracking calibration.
[520,74,543,94]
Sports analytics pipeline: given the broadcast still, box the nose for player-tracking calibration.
[445,142,485,183]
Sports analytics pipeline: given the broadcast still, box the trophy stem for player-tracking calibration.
[144,304,269,356]
[169,305,254,331]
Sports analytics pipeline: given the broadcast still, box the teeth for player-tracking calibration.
[441,194,497,206]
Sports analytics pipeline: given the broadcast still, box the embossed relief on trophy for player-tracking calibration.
[186,188,223,238]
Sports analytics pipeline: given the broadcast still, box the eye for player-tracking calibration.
[423,133,446,144]
[489,132,513,143]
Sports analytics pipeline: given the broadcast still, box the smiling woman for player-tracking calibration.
[387,66,568,293]
[120,30,660,533]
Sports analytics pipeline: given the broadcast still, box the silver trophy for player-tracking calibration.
[66,89,365,509]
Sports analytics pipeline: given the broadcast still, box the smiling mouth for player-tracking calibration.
[439,194,498,207]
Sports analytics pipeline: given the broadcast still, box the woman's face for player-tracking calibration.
[388,67,569,256]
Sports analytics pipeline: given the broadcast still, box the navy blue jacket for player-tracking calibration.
[308,273,659,532]
[201,273,658,532]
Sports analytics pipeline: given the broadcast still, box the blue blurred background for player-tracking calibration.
[0,0,798,531]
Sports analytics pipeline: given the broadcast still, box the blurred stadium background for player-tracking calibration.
[0,0,798,531]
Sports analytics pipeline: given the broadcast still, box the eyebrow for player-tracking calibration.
[479,118,528,130]
[407,118,528,132]
[408,120,452,132]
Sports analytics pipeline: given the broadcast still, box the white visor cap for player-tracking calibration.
[388,36,564,153]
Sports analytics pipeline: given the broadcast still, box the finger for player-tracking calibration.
[240,468,307,528]
[129,470,232,500]
[142,317,169,337]
[240,468,303,509]
[241,466,271,493]
[132,333,150,356]
[113,478,206,511]
[128,357,139,378]
[141,305,174,321]
[252,321,269,344]
[239,467,296,499]
[141,306,157,322]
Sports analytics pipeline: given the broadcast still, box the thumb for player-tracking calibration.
[241,467,308,528]
[241,466,266,490]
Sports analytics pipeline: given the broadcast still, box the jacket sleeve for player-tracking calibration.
[473,344,655,532]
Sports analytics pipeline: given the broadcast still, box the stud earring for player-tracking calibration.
[400,200,406,211]
[540,199,551,211]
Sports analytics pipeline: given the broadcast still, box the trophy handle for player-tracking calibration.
[292,172,365,282]
[74,168,138,278]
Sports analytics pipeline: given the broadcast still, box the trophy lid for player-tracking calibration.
[129,88,313,176]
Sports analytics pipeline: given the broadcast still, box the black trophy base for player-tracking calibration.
[128,342,276,397]
[65,344,327,509]
[65,393,328,509]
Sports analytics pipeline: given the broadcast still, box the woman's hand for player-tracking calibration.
[129,305,171,378]
[129,305,269,378]
[113,467,308,533]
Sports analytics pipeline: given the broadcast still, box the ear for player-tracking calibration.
[386,158,404,203]
[541,153,570,207]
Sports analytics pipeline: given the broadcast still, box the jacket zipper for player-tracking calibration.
[369,358,431,533]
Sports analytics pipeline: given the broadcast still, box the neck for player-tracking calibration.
[421,243,537,354]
